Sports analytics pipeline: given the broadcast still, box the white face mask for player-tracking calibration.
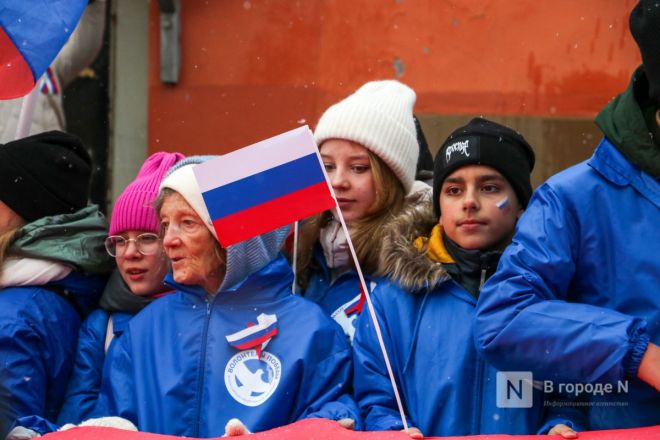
[319,218,350,270]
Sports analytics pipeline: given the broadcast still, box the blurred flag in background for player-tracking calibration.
[0,0,87,99]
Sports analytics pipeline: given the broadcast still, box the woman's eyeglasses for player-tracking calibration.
[104,233,161,257]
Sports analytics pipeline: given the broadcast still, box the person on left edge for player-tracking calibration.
[0,131,112,438]
[95,157,360,436]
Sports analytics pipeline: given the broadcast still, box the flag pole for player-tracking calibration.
[309,129,410,432]
[331,196,410,433]
[14,79,41,140]
[291,220,299,294]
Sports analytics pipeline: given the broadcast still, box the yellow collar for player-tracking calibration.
[413,224,455,264]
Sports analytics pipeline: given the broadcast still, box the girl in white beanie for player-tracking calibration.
[296,80,422,344]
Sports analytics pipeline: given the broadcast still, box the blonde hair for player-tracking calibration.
[296,151,406,289]
[0,227,25,279]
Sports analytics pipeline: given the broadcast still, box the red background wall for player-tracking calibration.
[147,0,640,156]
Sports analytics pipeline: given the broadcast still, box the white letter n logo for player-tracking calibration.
[496,371,533,408]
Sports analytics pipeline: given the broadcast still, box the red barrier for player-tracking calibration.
[42,419,660,440]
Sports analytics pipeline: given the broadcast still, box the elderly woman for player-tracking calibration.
[95,157,359,436]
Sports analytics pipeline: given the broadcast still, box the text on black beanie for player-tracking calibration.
[432,118,535,218]
[0,131,92,223]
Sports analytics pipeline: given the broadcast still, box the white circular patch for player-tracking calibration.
[224,350,281,407]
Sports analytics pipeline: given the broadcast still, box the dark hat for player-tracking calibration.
[0,131,92,223]
[432,118,535,218]
[414,115,434,180]
[630,0,660,103]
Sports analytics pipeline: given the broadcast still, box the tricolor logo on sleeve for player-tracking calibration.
[39,67,59,95]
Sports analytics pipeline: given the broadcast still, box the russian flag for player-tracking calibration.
[0,0,87,99]
[194,126,336,247]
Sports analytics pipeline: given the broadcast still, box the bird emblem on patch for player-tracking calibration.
[224,313,281,406]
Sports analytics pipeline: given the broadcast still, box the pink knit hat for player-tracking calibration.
[109,151,185,235]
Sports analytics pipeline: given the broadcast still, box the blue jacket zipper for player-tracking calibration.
[192,298,213,437]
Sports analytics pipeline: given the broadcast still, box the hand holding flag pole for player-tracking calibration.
[193,125,410,432]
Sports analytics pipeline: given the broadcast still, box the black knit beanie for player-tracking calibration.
[432,118,535,218]
[630,0,660,103]
[414,115,434,178]
[0,131,92,223]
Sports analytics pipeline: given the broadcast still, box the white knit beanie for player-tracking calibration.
[314,80,419,193]
[159,163,217,239]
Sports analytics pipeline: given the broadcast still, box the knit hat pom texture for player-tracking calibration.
[110,151,185,236]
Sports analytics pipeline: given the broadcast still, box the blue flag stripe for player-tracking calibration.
[0,0,88,78]
[201,153,327,219]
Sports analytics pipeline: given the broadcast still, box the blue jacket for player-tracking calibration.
[474,139,660,429]
[302,246,365,345]
[95,255,359,436]
[0,272,106,436]
[56,268,162,425]
[352,201,582,436]
[0,206,112,437]
[56,309,132,425]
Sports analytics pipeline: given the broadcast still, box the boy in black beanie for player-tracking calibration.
[353,118,583,437]
[429,117,535,295]
[474,0,660,430]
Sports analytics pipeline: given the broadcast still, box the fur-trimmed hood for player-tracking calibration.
[377,195,449,293]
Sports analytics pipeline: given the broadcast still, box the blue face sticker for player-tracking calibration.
[496,196,509,210]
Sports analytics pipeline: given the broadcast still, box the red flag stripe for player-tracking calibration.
[212,182,334,247]
[0,26,35,99]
